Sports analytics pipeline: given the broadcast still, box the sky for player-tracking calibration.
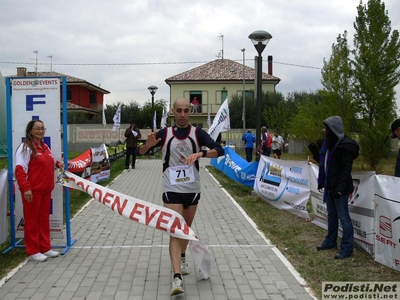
[1,0,399,109]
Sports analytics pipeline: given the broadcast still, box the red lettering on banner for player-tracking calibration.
[92,188,103,202]
[111,196,128,215]
[156,211,172,232]
[103,192,114,205]
[145,206,160,224]
[130,203,145,222]
[396,259,400,266]
[376,234,397,249]
[170,216,189,235]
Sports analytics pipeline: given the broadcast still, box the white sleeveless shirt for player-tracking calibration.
[162,126,201,193]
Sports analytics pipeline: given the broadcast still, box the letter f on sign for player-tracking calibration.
[26,95,46,111]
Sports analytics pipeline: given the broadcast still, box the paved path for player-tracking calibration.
[0,159,317,300]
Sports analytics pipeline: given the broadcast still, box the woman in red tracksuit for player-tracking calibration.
[14,120,64,262]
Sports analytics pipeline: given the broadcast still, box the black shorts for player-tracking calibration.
[162,192,200,209]
[273,149,282,156]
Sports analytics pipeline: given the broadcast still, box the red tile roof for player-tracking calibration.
[165,59,280,82]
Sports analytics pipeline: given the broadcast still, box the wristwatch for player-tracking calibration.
[201,150,208,157]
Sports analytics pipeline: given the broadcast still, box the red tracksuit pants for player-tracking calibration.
[22,191,52,256]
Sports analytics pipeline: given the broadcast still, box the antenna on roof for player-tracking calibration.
[47,55,53,71]
[216,34,224,59]
[33,50,38,72]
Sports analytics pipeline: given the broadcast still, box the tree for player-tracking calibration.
[352,0,400,169]
[321,30,358,133]
[289,91,328,144]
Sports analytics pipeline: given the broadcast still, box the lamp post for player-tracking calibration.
[248,30,272,150]
[148,85,158,157]
[241,48,246,135]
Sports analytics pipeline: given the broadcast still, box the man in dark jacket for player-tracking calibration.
[390,119,400,177]
[124,120,141,169]
[308,116,359,259]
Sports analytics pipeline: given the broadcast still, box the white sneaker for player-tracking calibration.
[43,250,59,258]
[29,253,47,262]
[181,259,190,275]
[170,277,184,296]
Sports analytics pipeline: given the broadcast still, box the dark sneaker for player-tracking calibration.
[125,166,129,169]
[316,245,337,251]
[334,252,353,259]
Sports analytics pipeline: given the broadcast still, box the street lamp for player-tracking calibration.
[248,30,272,151]
[241,48,246,135]
[148,85,158,157]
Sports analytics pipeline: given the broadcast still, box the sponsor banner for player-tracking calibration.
[254,156,310,219]
[322,282,400,299]
[310,165,375,255]
[68,149,92,176]
[90,144,110,183]
[374,175,400,271]
[12,78,63,239]
[57,170,211,278]
[210,146,258,188]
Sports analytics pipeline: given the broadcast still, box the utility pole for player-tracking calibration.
[33,50,38,72]
[47,55,53,71]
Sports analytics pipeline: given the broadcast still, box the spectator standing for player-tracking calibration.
[14,119,64,262]
[308,116,359,259]
[390,119,400,177]
[137,98,224,296]
[124,120,141,169]
[191,97,199,113]
[242,129,256,162]
[272,131,285,159]
[256,126,272,157]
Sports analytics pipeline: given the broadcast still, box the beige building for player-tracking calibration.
[165,57,280,128]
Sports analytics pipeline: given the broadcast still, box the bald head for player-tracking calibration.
[172,98,191,128]
[173,98,190,109]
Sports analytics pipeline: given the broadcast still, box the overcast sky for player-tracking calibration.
[1,0,399,109]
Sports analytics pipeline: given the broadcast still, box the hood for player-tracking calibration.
[324,116,344,140]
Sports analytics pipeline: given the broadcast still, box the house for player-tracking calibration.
[165,57,280,128]
[10,67,110,118]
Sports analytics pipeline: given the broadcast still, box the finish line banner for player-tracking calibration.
[56,170,211,279]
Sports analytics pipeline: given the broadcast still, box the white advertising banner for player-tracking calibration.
[374,175,400,271]
[11,78,64,239]
[253,156,310,219]
[90,143,110,183]
[57,170,211,279]
[310,162,375,255]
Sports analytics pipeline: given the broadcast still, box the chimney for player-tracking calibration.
[17,67,27,77]
[268,55,273,75]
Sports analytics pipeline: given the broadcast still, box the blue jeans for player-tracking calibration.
[322,194,354,254]
[245,148,253,162]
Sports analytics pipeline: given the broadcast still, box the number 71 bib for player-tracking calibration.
[169,165,195,185]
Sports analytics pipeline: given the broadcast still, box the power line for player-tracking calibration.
[0,59,322,70]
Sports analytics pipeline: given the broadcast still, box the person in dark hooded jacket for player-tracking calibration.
[309,116,359,259]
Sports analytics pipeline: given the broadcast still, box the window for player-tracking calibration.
[67,88,72,101]
[221,90,228,103]
[190,91,202,113]
[89,92,96,104]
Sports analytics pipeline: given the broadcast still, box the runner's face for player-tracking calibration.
[173,101,191,128]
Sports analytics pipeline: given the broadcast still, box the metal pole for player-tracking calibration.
[242,48,246,135]
[151,92,155,157]
[256,54,263,150]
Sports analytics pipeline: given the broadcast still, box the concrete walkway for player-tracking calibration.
[0,159,317,300]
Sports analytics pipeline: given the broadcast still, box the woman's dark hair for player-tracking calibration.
[22,119,44,157]
[324,123,338,150]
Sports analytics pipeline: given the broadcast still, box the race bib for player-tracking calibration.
[169,165,195,185]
